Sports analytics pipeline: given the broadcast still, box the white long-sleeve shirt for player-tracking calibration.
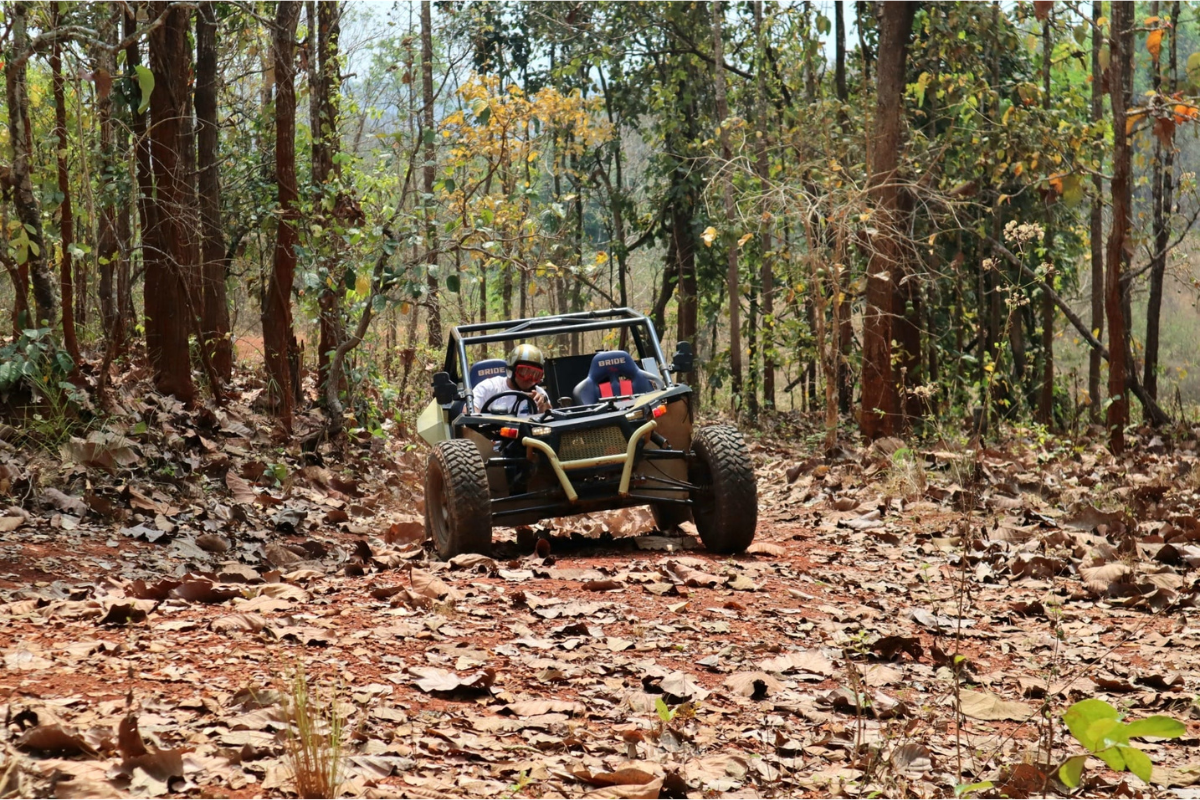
[471,374,549,416]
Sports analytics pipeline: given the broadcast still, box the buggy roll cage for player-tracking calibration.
[442,308,676,401]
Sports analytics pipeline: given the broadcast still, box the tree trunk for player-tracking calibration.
[860,2,915,440]
[1089,0,1104,421]
[1038,11,1055,425]
[5,2,59,330]
[264,1,302,428]
[835,0,853,413]
[144,2,197,403]
[124,8,146,342]
[197,1,232,383]
[755,0,775,410]
[422,0,442,348]
[1144,1,1177,411]
[95,6,121,346]
[312,0,345,403]
[673,199,698,355]
[1106,1,1133,454]
[712,1,743,413]
[50,5,81,369]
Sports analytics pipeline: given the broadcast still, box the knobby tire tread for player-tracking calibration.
[691,424,757,553]
[427,439,492,558]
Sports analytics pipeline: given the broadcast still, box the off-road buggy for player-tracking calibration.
[416,309,757,559]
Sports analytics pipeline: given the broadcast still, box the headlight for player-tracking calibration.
[531,426,551,437]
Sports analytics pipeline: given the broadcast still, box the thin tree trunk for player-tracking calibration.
[50,5,81,369]
[712,0,742,412]
[835,1,853,413]
[755,0,775,410]
[264,1,302,428]
[197,1,232,382]
[5,2,59,331]
[422,0,442,347]
[95,6,120,346]
[1144,1,1177,411]
[1106,1,1134,454]
[860,2,915,439]
[127,7,153,348]
[1038,10,1055,425]
[1089,0,1104,421]
[313,0,347,410]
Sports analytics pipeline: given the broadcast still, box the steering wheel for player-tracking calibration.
[479,390,538,416]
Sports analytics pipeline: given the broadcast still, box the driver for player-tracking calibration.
[472,344,552,415]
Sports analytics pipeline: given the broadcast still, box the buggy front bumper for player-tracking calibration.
[519,420,658,503]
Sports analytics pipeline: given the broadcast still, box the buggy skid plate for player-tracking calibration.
[520,420,658,503]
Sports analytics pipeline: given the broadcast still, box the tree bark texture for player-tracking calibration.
[1038,12,1055,426]
[145,2,197,403]
[264,0,303,429]
[6,1,59,330]
[860,1,915,439]
[197,1,232,382]
[312,0,347,400]
[1106,1,1134,454]
[95,5,121,346]
[754,0,775,410]
[1144,1,1178,409]
[50,5,81,369]
[1089,0,1104,421]
[422,0,442,348]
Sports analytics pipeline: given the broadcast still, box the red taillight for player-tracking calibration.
[652,403,667,418]
[499,427,520,439]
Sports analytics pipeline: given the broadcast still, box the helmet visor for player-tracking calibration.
[513,364,544,385]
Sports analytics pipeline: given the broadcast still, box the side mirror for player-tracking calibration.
[669,341,693,374]
[432,372,458,405]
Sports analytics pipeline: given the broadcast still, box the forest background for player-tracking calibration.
[1,0,1199,452]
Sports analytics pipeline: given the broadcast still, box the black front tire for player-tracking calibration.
[689,425,757,553]
[425,440,493,558]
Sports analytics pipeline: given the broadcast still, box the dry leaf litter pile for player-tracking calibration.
[2,396,1200,797]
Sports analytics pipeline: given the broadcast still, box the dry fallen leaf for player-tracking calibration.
[958,689,1032,721]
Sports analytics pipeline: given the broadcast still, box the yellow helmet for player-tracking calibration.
[506,343,544,373]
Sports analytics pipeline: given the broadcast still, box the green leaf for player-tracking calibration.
[343,267,357,290]
[446,273,461,293]
[1065,699,1119,751]
[1188,52,1200,86]
[654,697,672,724]
[1124,716,1186,740]
[954,781,994,797]
[134,65,154,114]
[1059,755,1087,789]
[1095,746,1127,772]
[1087,717,1128,750]
[1118,746,1152,782]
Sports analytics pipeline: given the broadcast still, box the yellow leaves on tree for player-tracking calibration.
[1147,29,1164,62]
[437,74,613,289]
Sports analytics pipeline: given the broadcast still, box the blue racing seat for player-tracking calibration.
[573,350,655,405]
[469,358,507,387]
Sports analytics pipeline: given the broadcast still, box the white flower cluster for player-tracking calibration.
[1004,220,1045,245]
[982,257,997,271]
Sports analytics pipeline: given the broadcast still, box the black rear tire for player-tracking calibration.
[425,440,493,558]
[689,425,757,553]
